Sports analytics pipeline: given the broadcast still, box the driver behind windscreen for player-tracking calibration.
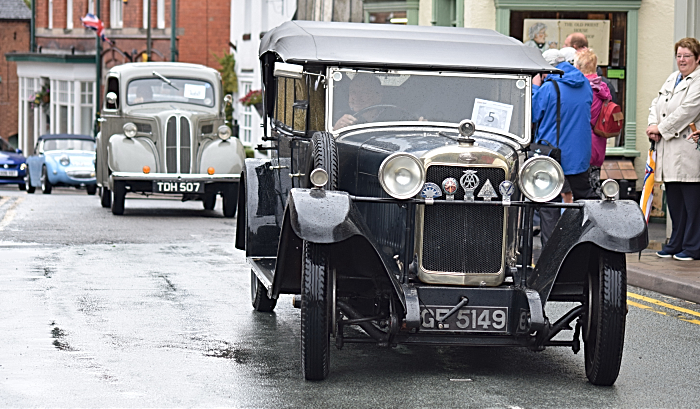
[333,74,383,130]
[132,83,153,104]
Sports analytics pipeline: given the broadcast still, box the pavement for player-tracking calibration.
[626,221,700,304]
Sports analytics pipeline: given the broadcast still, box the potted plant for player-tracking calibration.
[30,85,50,109]
[239,89,263,117]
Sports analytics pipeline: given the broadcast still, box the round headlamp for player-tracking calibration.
[20,163,27,170]
[601,179,619,200]
[218,125,232,140]
[59,155,70,166]
[518,156,564,203]
[123,122,137,138]
[379,153,425,199]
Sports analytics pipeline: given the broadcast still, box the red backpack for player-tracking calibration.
[593,100,624,138]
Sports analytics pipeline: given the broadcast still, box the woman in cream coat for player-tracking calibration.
[647,37,700,261]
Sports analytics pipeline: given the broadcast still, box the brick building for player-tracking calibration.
[0,0,31,148]
[6,0,230,153]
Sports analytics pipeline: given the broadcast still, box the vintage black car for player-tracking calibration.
[237,21,648,385]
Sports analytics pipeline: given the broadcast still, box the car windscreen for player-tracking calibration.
[127,78,215,107]
[0,138,15,152]
[330,70,528,137]
[43,139,95,151]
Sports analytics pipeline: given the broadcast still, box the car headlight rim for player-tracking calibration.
[217,125,232,140]
[59,155,70,166]
[123,122,138,138]
[601,179,619,200]
[518,156,564,203]
[378,152,425,200]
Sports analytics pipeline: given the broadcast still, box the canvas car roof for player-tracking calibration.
[39,134,95,141]
[259,21,561,74]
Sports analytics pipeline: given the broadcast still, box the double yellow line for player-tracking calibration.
[627,291,700,325]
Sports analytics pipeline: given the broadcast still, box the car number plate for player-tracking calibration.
[420,306,508,333]
[0,170,18,177]
[153,181,204,193]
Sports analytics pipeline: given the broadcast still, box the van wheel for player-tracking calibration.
[251,270,277,312]
[41,166,52,194]
[203,192,216,210]
[583,250,626,386]
[301,241,332,381]
[101,187,111,208]
[222,185,238,218]
[111,182,125,215]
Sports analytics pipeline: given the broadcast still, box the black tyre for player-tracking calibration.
[111,182,126,215]
[100,187,111,208]
[301,241,332,381]
[25,170,35,193]
[583,250,627,386]
[251,270,277,312]
[203,192,216,210]
[222,186,238,218]
[41,166,52,194]
[86,185,97,195]
[311,132,338,190]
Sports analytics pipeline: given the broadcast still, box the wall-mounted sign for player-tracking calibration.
[523,19,611,66]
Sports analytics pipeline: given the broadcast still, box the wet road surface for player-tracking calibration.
[1,186,700,407]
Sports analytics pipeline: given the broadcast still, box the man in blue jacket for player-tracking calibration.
[532,49,593,247]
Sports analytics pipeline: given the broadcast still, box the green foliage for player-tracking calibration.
[215,52,238,94]
[245,146,255,158]
[23,0,30,9]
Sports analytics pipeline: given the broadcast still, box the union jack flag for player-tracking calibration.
[81,13,112,44]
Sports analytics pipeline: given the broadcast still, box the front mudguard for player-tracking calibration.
[529,199,648,304]
[272,188,404,305]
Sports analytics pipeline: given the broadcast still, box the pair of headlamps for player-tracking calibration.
[123,122,232,141]
[375,153,567,203]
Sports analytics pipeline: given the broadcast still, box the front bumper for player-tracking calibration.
[109,172,240,194]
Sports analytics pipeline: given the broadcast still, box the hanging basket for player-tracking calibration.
[253,102,264,117]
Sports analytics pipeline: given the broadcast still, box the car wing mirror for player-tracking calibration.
[274,62,303,79]
[15,148,22,154]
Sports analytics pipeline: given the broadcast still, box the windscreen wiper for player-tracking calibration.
[152,71,179,90]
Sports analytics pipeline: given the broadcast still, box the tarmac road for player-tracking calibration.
[1,186,700,408]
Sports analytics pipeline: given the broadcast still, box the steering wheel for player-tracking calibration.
[354,104,417,123]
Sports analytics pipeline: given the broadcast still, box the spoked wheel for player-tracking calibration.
[111,182,126,215]
[100,187,111,208]
[222,185,238,218]
[301,241,332,381]
[86,185,97,195]
[583,250,627,386]
[25,170,35,193]
[251,270,277,312]
[41,166,52,194]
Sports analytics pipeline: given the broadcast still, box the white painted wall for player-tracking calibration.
[230,0,296,157]
[463,0,495,30]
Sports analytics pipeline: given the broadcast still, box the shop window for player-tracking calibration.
[66,0,73,29]
[511,11,628,149]
[242,82,253,143]
[81,82,95,135]
[364,1,419,25]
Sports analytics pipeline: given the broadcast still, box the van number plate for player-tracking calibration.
[420,306,508,333]
[153,181,203,193]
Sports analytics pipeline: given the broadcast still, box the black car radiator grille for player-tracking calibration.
[165,116,192,174]
[422,166,506,275]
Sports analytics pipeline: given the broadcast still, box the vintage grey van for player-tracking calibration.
[96,62,244,216]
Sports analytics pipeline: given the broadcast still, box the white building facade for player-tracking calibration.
[230,0,296,156]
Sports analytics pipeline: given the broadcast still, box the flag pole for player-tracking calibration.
[94,0,102,137]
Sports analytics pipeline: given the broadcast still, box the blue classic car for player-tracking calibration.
[25,134,97,194]
[0,137,27,190]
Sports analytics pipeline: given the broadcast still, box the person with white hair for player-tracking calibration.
[532,48,594,247]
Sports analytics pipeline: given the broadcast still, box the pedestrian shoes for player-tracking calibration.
[672,252,696,261]
[656,250,674,258]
